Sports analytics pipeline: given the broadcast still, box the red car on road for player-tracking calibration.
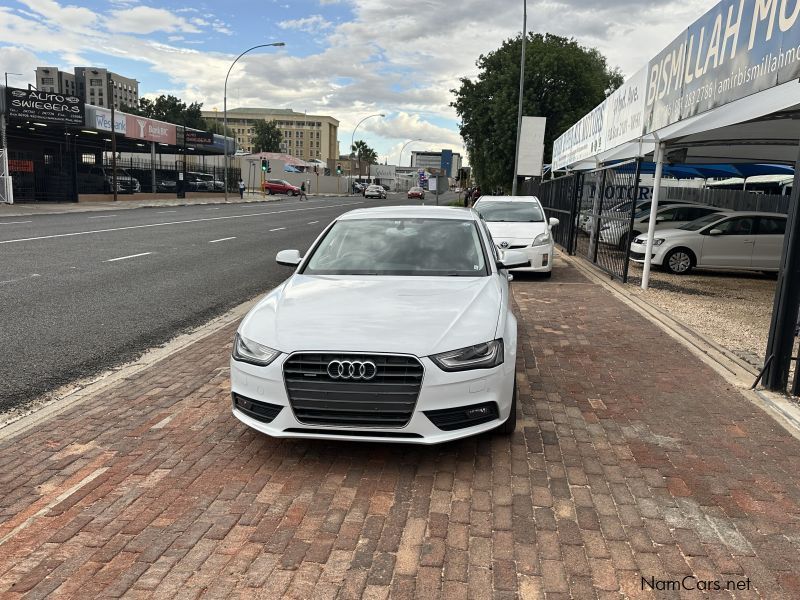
[407,186,425,200]
[262,179,301,195]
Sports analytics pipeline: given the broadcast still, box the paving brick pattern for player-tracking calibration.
[1,260,799,598]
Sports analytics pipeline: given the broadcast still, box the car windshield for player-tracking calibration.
[678,213,725,231]
[303,218,488,276]
[474,201,544,222]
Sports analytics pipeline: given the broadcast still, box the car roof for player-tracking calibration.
[648,203,728,211]
[708,211,786,218]
[339,206,478,221]
[475,195,541,203]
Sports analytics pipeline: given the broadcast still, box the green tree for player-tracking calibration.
[122,94,206,129]
[351,140,378,177]
[451,33,623,192]
[252,120,283,153]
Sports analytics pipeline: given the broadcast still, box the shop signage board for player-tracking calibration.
[5,87,84,126]
[125,115,176,145]
[184,129,214,145]
[91,106,127,134]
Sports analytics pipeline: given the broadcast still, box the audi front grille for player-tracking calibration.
[283,353,424,428]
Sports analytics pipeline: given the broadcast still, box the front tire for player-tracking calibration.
[664,248,694,275]
[498,379,517,435]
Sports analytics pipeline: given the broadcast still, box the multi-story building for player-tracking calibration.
[411,150,462,178]
[202,107,339,163]
[35,67,139,110]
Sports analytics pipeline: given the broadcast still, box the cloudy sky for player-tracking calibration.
[0,0,712,164]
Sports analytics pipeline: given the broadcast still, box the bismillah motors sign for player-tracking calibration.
[5,87,84,126]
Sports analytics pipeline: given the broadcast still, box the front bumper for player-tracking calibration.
[497,243,554,272]
[629,241,666,265]
[230,351,516,444]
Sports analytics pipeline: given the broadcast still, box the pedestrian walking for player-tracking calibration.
[238,178,246,199]
[299,181,308,201]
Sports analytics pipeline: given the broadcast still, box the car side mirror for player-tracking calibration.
[497,249,530,269]
[708,229,723,236]
[276,249,302,267]
[548,217,560,228]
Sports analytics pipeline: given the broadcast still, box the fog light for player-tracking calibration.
[542,254,549,266]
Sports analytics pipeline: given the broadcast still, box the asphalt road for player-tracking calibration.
[0,192,461,410]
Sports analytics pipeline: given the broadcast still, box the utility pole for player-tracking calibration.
[511,0,527,196]
[109,77,118,201]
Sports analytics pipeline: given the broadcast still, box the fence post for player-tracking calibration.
[590,169,607,263]
[622,158,643,283]
[567,173,581,255]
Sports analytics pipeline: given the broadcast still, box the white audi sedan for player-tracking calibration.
[472,196,559,277]
[230,206,528,444]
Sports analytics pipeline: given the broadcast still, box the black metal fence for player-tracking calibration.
[537,173,581,253]
[76,157,239,195]
[659,186,789,213]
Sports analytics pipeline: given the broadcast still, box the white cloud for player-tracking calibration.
[106,6,200,34]
[279,14,334,33]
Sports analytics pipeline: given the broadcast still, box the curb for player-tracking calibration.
[0,297,259,443]
[565,255,800,440]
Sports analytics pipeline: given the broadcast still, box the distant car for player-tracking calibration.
[579,199,696,234]
[365,185,387,199]
[156,178,176,193]
[380,184,391,191]
[262,179,301,196]
[473,195,558,277]
[196,173,224,192]
[77,166,140,194]
[408,186,425,200]
[598,203,728,249]
[630,212,787,275]
[187,172,211,192]
[353,182,367,194]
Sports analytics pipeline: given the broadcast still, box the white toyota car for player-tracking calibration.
[472,196,559,277]
[230,206,527,444]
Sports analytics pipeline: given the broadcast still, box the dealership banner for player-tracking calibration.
[5,87,84,126]
[125,115,176,145]
[551,100,607,170]
[646,0,800,131]
[89,106,127,134]
[603,68,647,152]
[184,129,214,145]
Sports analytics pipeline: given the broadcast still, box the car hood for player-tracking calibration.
[485,221,548,242]
[239,274,502,356]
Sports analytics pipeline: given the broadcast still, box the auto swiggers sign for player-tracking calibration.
[5,87,84,126]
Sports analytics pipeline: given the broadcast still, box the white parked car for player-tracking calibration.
[472,196,558,277]
[599,203,728,249]
[629,211,787,274]
[230,206,526,444]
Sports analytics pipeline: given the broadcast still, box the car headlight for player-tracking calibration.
[430,339,504,372]
[652,238,665,246]
[232,333,280,366]
[532,232,551,247]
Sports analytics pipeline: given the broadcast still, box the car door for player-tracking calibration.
[751,216,786,269]
[698,216,756,267]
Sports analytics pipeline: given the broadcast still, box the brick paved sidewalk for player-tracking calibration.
[1,259,799,598]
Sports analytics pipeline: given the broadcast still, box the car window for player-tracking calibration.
[656,207,679,221]
[303,218,488,277]
[712,216,755,235]
[478,216,500,262]
[473,201,544,223]
[757,217,787,235]
[685,207,717,220]
[679,213,726,231]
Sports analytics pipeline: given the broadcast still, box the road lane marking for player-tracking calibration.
[105,252,152,262]
[0,221,33,225]
[0,273,41,285]
[157,210,177,214]
[88,215,115,219]
[206,207,221,210]
[0,202,363,245]
[308,221,319,224]
[209,237,236,243]
[269,227,286,232]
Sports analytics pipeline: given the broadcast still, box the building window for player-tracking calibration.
[41,77,54,85]
[89,78,103,86]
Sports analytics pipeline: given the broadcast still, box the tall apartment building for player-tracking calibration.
[35,67,139,110]
[411,151,462,178]
[202,107,339,163]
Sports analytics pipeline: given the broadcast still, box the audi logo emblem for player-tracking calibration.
[327,360,377,381]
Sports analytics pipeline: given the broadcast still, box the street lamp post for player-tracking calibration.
[224,42,285,202]
[511,0,527,196]
[2,73,23,204]
[349,113,385,195]
[398,138,422,167]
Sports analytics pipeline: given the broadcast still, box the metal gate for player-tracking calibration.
[538,160,642,282]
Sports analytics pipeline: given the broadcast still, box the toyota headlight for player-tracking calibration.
[232,333,280,366]
[430,339,504,372]
[532,232,551,247]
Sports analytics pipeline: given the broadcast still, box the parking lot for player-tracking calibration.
[627,265,778,370]
[1,259,799,598]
